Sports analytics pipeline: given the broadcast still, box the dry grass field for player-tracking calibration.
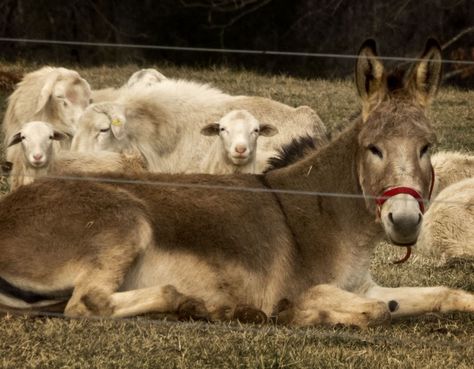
[0,62,473,368]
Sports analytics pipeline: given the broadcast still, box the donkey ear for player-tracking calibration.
[408,38,442,108]
[200,123,220,136]
[7,132,23,147]
[355,39,385,121]
[35,70,61,114]
[259,124,279,137]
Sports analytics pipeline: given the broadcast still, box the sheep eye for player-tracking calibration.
[420,144,430,157]
[368,144,383,159]
[49,135,54,139]
[20,136,25,140]
[253,129,259,133]
[219,127,225,132]
[100,128,110,133]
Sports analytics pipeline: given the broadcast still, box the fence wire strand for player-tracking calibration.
[1,37,474,65]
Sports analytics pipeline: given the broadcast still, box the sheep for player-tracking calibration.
[6,121,145,189]
[72,78,327,174]
[127,68,167,88]
[430,151,474,198]
[2,66,92,189]
[91,68,167,103]
[416,177,474,261]
[200,110,278,174]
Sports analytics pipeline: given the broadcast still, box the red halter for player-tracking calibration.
[375,166,435,265]
[375,165,435,217]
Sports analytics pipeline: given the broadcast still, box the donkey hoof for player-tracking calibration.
[177,298,209,321]
[270,298,294,324]
[233,304,267,324]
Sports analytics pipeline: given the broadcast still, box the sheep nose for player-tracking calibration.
[235,145,247,154]
[33,153,43,161]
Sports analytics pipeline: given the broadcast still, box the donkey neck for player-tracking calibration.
[265,124,383,289]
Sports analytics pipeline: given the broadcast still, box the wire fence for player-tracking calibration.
[0,170,471,207]
[1,37,474,65]
[0,36,473,327]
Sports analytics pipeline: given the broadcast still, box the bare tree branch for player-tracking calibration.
[443,66,474,81]
[442,26,474,50]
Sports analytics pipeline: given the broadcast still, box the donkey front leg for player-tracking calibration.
[366,285,474,319]
[275,284,392,328]
[109,285,209,320]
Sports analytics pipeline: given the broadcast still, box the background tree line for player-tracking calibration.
[0,0,473,85]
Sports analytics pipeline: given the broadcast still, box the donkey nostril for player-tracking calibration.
[388,212,394,224]
[417,213,422,225]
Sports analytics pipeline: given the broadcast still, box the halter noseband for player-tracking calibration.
[375,165,435,217]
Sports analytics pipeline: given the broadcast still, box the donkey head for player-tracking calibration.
[355,39,441,245]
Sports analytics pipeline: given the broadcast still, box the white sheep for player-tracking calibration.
[6,121,145,189]
[2,67,92,189]
[200,110,278,174]
[127,68,167,88]
[430,151,474,198]
[91,68,167,103]
[71,79,327,174]
[416,177,474,261]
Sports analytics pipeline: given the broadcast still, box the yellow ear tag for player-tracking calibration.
[111,118,122,126]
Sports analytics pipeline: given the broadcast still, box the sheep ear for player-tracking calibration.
[110,115,127,140]
[95,103,127,140]
[52,131,70,141]
[200,123,220,136]
[35,70,61,114]
[7,132,23,147]
[259,124,278,137]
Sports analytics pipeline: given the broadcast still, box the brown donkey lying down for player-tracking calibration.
[1,39,474,327]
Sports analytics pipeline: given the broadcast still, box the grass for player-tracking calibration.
[0,62,474,368]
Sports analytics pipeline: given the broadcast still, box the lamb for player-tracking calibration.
[430,151,474,198]
[2,67,92,189]
[72,78,327,174]
[416,177,474,261]
[6,121,145,189]
[91,68,167,103]
[200,110,278,174]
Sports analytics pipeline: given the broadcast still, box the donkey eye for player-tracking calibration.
[420,144,430,157]
[368,144,383,158]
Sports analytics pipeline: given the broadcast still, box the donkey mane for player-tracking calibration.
[265,134,318,172]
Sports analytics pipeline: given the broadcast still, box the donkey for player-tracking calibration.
[1,39,473,327]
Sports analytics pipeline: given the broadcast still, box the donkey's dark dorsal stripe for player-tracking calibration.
[0,276,72,304]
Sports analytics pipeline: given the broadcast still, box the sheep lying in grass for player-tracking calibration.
[417,177,474,261]
[2,67,92,189]
[430,151,474,198]
[92,68,167,103]
[72,79,327,173]
[7,121,145,189]
[200,110,278,174]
